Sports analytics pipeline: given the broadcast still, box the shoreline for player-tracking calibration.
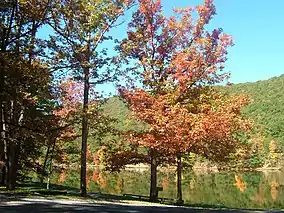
[63,163,283,173]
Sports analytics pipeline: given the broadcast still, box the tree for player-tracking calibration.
[112,0,251,202]
[40,78,83,183]
[46,0,134,196]
[0,0,55,189]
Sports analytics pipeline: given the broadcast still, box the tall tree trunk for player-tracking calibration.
[41,132,56,183]
[7,104,24,190]
[41,143,51,183]
[80,66,89,197]
[0,76,3,186]
[7,142,16,190]
[176,152,183,204]
[0,26,7,185]
[149,148,158,202]
[0,103,7,186]
[0,57,4,185]
[6,3,24,190]
[46,137,56,189]
[7,100,14,190]
[0,2,9,187]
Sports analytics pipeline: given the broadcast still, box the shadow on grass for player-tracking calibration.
[1,183,283,212]
[0,198,265,213]
[0,181,80,202]
[17,181,80,192]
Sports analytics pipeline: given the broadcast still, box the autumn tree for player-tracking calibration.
[42,77,116,187]
[110,0,252,202]
[45,0,134,196]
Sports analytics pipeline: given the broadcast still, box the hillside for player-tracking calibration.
[101,75,284,150]
[224,74,284,147]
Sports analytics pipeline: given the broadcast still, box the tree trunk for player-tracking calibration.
[176,152,183,204]
[0,49,4,184]
[80,66,89,197]
[7,142,16,190]
[149,148,158,202]
[0,99,6,186]
[6,4,23,190]
[41,132,57,183]
[0,95,4,186]
[0,164,6,186]
[0,103,7,186]
[6,104,24,190]
[47,157,53,190]
[41,144,51,183]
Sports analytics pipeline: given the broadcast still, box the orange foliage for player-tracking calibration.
[121,88,251,161]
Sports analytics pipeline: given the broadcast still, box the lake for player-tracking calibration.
[48,168,284,209]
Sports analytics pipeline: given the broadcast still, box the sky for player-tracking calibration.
[40,0,284,94]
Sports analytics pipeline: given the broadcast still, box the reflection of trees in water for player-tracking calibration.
[263,171,284,185]
[234,175,246,192]
[162,177,169,189]
[251,182,265,204]
[51,169,284,208]
[189,178,195,190]
[262,171,283,201]
[92,170,99,182]
[57,170,67,184]
[115,177,123,194]
[270,180,279,201]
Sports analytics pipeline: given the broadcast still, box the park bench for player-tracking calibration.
[123,186,174,203]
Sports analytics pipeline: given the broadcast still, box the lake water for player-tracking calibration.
[49,168,284,209]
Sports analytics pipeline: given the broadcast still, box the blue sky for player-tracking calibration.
[40,0,284,94]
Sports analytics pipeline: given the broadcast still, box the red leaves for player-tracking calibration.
[139,0,162,16]
[53,78,83,118]
[121,0,233,95]
[121,87,251,163]
[52,78,84,142]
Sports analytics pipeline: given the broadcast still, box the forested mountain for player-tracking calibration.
[102,75,284,145]
[224,75,284,147]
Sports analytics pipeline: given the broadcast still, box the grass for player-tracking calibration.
[0,182,181,207]
[0,182,78,200]
[0,182,151,204]
[0,183,229,210]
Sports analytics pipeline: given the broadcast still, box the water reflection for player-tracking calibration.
[270,180,279,201]
[50,169,284,209]
[251,182,265,204]
[234,175,246,192]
